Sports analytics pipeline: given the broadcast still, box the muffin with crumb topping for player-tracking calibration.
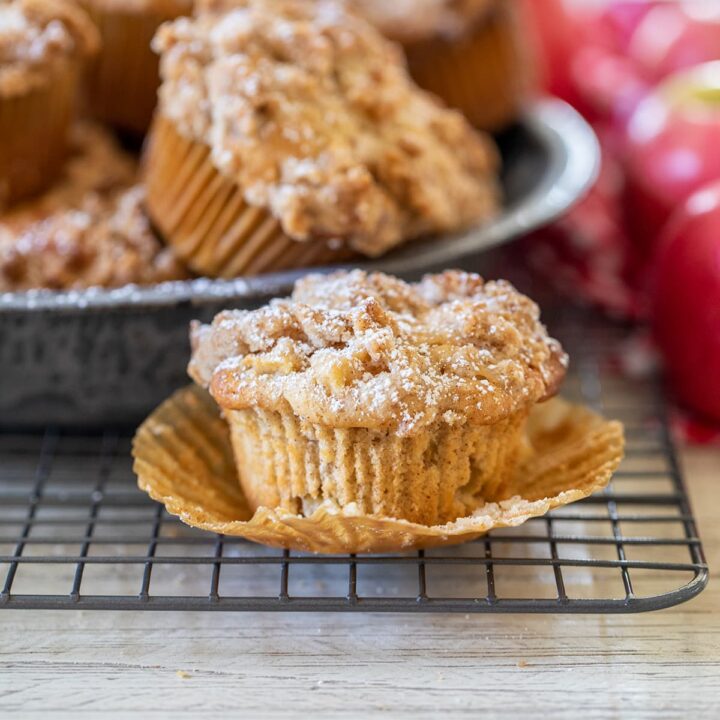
[0,0,99,207]
[0,186,188,291]
[347,0,528,131]
[189,270,567,525]
[79,0,193,133]
[0,123,188,291]
[1,122,136,230]
[144,0,500,279]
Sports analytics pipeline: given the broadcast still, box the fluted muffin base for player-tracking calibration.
[144,115,354,278]
[0,61,78,207]
[404,2,527,131]
[225,406,529,526]
[81,0,191,134]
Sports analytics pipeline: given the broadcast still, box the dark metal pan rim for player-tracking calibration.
[0,98,599,313]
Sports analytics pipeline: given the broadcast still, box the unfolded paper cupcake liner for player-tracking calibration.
[225,405,528,526]
[81,1,191,134]
[133,386,625,554]
[0,61,78,207]
[404,2,527,131]
[144,115,355,278]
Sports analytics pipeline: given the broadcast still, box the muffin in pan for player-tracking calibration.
[1,122,136,230]
[79,0,193,134]
[348,0,528,131]
[145,0,500,279]
[188,269,568,526]
[0,185,188,291]
[0,0,99,207]
[0,123,188,291]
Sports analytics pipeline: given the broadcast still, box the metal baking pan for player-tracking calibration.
[0,99,599,427]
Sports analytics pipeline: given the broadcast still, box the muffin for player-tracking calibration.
[188,270,567,526]
[79,0,193,134]
[145,0,499,279]
[0,0,99,207]
[0,122,188,291]
[0,185,188,291]
[1,122,137,231]
[348,0,528,130]
[134,387,624,553]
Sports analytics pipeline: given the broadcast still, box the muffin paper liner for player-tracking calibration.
[144,115,354,278]
[133,386,625,554]
[224,406,528,526]
[0,61,78,207]
[82,2,190,134]
[404,2,527,131]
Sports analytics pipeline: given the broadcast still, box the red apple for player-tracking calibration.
[519,0,589,110]
[624,61,720,256]
[598,1,659,52]
[570,46,650,135]
[651,180,720,423]
[629,2,720,83]
[522,0,653,122]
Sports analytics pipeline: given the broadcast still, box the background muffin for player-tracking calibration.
[1,122,136,230]
[145,0,500,279]
[0,185,188,291]
[189,270,567,525]
[79,0,193,134]
[347,0,528,130]
[0,0,98,208]
[0,122,188,291]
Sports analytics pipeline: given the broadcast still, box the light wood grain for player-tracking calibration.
[0,446,717,719]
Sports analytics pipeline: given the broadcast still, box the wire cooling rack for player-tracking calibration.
[0,305,709,613]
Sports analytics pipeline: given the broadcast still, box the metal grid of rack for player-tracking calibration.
[0,307,708,612]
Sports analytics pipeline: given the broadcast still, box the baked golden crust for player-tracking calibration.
[153,0,499,257]
[189,270,567,436]
[0,185,188,291]
[0,0,99,96]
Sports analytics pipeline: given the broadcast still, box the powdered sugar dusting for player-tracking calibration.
[190,270,567,435]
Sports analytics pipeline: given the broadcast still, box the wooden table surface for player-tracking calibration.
[0,445,717,719]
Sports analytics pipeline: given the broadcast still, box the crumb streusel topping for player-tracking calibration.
[0,186,188,291]
[154,0,499,256]
[0,0,99,95]
[345,0,495,43]
[189,270,567,435]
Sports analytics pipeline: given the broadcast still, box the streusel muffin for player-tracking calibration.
[189,270,567,525]
[0,0,99,207]
[1,122,136,231]
[79,0,193,134]
[0,186,188,291]
[348,0,528,130]
[0,123,188,291]
[145,0,499,279]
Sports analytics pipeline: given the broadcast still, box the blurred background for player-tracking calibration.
[519,0,720,443]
